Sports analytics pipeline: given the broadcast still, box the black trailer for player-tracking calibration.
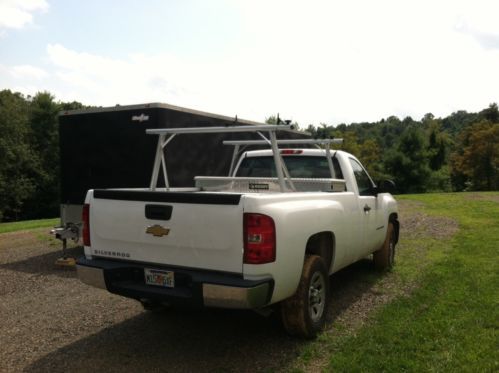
[56,103,310,243]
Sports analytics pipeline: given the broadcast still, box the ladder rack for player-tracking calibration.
[146,124,343,193]
[146,124,297,192]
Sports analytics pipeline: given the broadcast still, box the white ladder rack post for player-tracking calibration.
[149,134,177,190]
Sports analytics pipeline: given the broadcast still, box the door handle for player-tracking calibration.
[363,204,371,212]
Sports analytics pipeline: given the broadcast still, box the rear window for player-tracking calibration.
[236,156,343,179]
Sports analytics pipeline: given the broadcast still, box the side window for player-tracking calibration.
[349,158,374,196]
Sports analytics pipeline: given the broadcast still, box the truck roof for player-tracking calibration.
[243,149,345,157]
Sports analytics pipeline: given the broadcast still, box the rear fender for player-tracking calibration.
[243,198,345,303]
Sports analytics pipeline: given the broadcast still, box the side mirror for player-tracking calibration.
[377,179,396,194]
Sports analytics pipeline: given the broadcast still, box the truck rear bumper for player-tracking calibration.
[76,257,273,309]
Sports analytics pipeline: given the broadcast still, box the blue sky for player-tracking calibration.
[1,0,499,125]
[0,1,243,69]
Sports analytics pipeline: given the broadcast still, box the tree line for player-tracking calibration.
[0,90,83,221]
[0,88,498,222]
[299,105,498,194]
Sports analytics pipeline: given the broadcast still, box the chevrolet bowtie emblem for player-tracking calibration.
[146,225,170,237]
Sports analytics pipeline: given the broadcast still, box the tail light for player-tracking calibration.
[82,204,91,246]
[243,213,276,264]
[280,149,303,155]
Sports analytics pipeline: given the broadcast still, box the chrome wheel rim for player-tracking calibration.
[308,271,326,322]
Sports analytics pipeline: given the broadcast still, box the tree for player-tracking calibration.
[358,139,384,181]
[426,121,450,171]
[0,90,85,221]
[0,90,40,220]
[478,103,499,123]
[441,110,477,134]
[330,128,359,155]
[450,121,499,191]
[265,115,278,124]
[384,127,431,193]
[23,92,61,218]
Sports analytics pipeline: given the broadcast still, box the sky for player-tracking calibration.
[0,0,498,126]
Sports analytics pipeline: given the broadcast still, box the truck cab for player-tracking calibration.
[230,148,395,265]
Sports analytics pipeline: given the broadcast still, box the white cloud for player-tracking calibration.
[10,64,48,79]
[45,44,197,107]
[39,30,499,125]
[0,63,49,94]
[0,0,48,30]
[230,0,499,123]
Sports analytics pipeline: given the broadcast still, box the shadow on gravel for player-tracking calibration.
[329,258,381,321]
[26,308,299,373]
[26,258,382,373]
[0,246,83,278]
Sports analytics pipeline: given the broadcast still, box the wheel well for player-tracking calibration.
[305,232,335,271]
[389,213,399,244]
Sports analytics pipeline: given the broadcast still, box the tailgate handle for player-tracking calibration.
[145,205,172,221]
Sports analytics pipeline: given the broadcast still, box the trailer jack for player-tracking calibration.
[51,223,80,268]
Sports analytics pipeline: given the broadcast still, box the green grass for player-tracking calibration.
[296,192,499,372]
[0,217,60,234]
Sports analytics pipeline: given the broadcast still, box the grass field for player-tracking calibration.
[0,218,59,234]
[294,192,499,372]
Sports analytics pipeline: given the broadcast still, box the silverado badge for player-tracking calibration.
[146,225,170,237]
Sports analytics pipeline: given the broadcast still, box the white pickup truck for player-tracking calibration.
[76,124,399,338]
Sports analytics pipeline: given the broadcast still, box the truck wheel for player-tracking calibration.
[373,222,395,270]
[280,255,330,338]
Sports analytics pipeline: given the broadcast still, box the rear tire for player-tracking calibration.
[373,222,395,270]
[280,255,330,338]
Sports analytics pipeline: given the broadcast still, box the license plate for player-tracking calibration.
[144,268,174,288]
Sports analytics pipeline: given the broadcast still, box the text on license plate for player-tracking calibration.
[144,268,174,288]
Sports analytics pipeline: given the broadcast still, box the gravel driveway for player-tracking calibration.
[0,201,448,372]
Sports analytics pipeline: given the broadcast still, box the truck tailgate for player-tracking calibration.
[88,190,244,273]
